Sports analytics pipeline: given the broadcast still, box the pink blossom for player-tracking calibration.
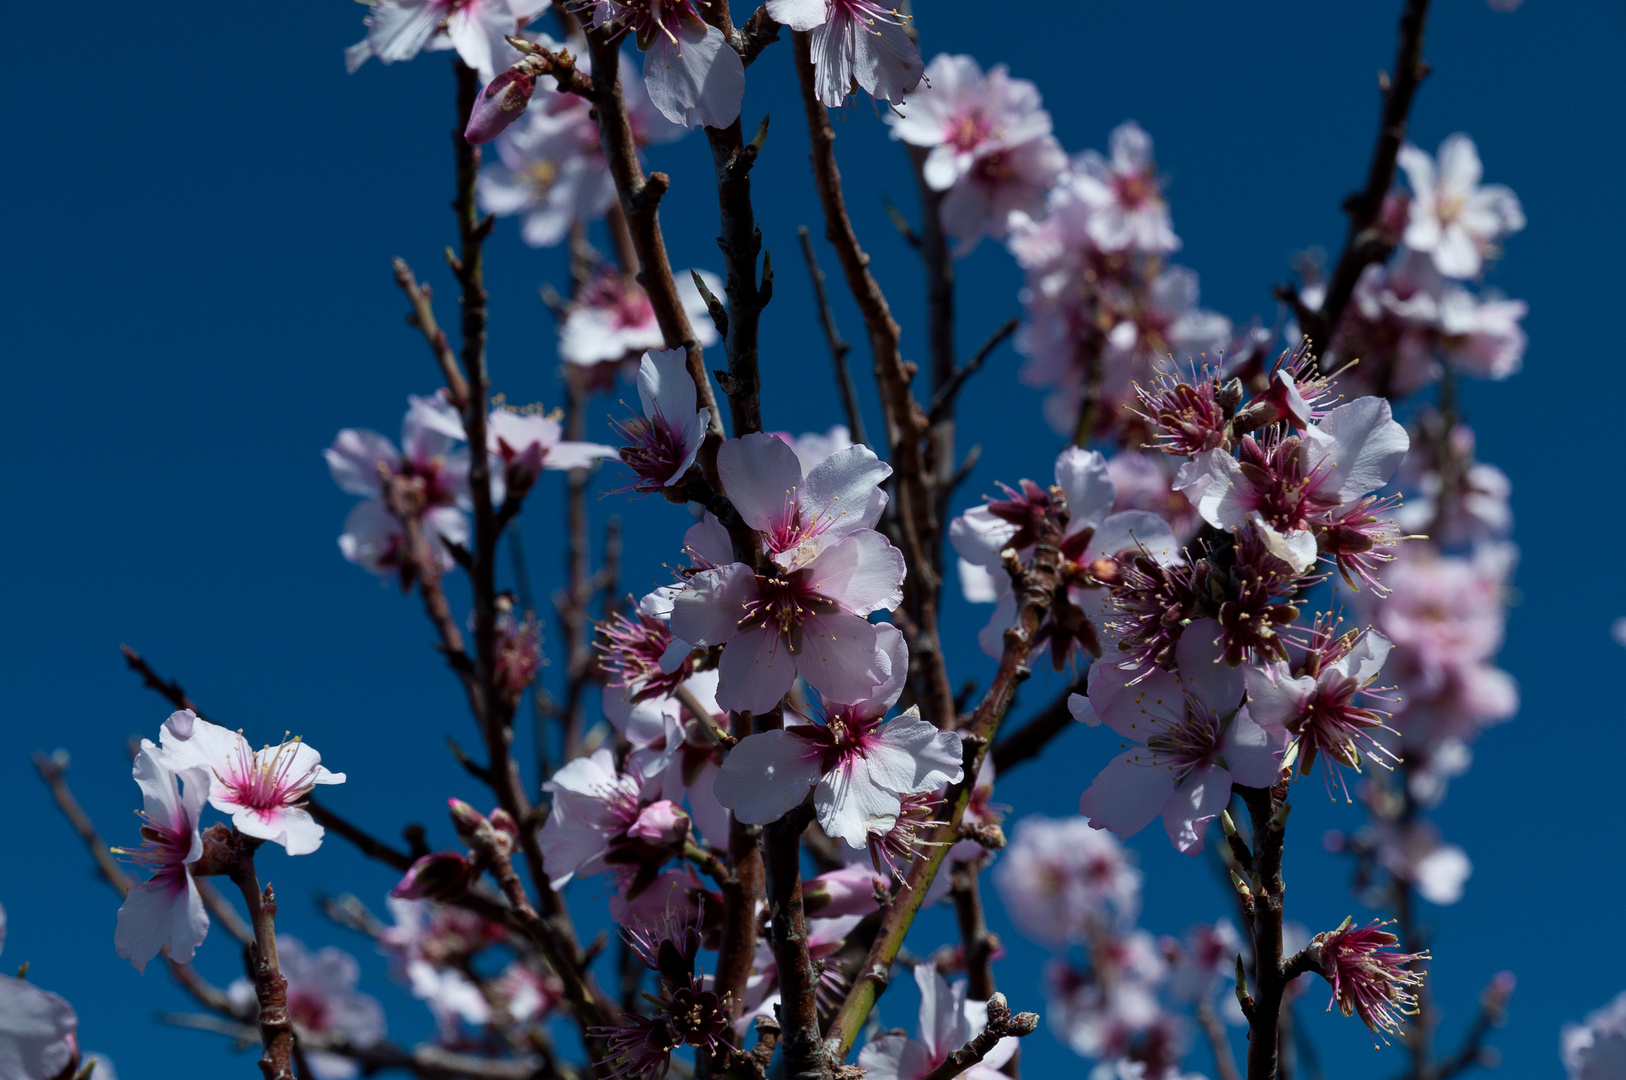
[584,2,744,128]
[326,392,473,583]
[885,54,1064,249]
[487,406,618,494]
[1073,618,1288,855]
[537,748,688,895]
[112,745,211,972]
[599,588,696,702]
[228,937,385,1080]
[0,903,79,1080]
[559,269,719,368]
[345,0,547,80]
[1106,267,1232,375]
[712,625,963,844]
[1046,957,1176,1070]
[379,899,500,1032]
[803,864,886,918]
[857,963,1020,1080]
[952,447,1180,662]
[1106,451,1202,542]
[603,666,731,845]
[1398,133,1524,279]
[478,46,684,247]
[1167,919,1243,1003]
[992,815,1142,945]
[155,710,346,856]
[1069,122,1180,254]
[1311,918,1427,1040]
[1563,991,1626,1080]
[718,431,891,569]
[1178,396,1409,575]
[769,0,924,107]
[1244,624,1398,794]
[668,527,902,715]
[612,348,712,492]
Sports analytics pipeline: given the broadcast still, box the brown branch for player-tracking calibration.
[1197,998,1243,1080]
[917,993,1040,1080]
[392,257,470,409]
[581,29,724,449]
[229,845,296,1080]
[792,29,955,735]
[119,644,203,717]
[738,4,783,66]
[704,112,773,437]
[948,862,997,1001]
[1431,974,1513,1080]
[990,679,1081,775]
[929,318,1020,424]
[305,796,414,871]
[1238,782,1292,1080]
[1299,0,1433,356]
[796,226,867,448]
[824,493,1069,1057]
[762,802,832,1080]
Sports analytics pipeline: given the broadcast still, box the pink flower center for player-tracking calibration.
[1112,169,1156,210]
[760,485,839,558]
[738,572,836,639]
[218,738,322,817]
[288,990,331,1032]
[1140,698,1223,780]
[614,409,689,493]
[947,111,993,152]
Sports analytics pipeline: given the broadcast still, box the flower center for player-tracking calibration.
[219,737,322,815]
[738,573,836,638]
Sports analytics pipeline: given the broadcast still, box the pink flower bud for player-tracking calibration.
[448,798,487,841]
[627,800,689,847]
[391,852,472,900]
[803,865,885,918]
[465,68,536,146]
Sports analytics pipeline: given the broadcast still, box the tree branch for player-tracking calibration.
[1299,0,1433,355]
[797,225,867,448]
[1238,782,1292,1080]
[917,992,1040,1080]
[990,679,1081,775]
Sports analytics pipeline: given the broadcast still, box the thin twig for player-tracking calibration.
[990,680,1081,775]
[1197,998,1243,1080]
[1298,0,1433,356]
[917,992,1040,1080]
[391,258,470,409]
[796,226,867,447]
[929,318,1020,424]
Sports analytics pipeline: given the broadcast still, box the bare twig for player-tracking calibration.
[1297,0,1433,356]
[391,257,470,409]
[1197,998,1243,1080]
[228,845,296,1080]
[797,226,867,447]
[929,318,1020,424]
[119,645,204,718]
[1238,782,1293,1080]
[917,992,1040,1080]
[948,862,998,1001]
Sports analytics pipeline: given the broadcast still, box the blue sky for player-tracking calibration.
[2,2,1621,1078]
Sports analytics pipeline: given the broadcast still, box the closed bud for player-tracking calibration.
[448,798,487,841]
[390,852,471,900]
[464,67,537,146]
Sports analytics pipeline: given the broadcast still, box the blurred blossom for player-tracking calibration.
[771,0,924,108]
[1563,991,1626,1080]
[993,815,1142,944]
[229,937,385,1080]
[345,0,547,80]
[1398,133,1524,279]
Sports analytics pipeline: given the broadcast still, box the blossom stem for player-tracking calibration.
[228,842,297,1080]
[917,993,1040,1080]
[823,491,1069,1058]
[1293,0,1434,356]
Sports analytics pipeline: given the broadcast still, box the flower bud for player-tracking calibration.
[803,865,886,918]
[465,68,537,146]
[448,798,487,842]
[390,852,472,900]
[627,800,689,847]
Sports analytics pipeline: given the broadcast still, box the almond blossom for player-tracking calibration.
[228,937,386,1080]
[885,54,1065,248]
[155,710,346,857]
[612,348,712,493]
[0,903,79,1080]
[478,45,684,247]
[1310,918,1427,1040]
[112,745,211,973]
[768,0,924,108]
[1398,133,1524,279]
[1563,991,1626,1080]
[952,446,1180,662]
[1068,122,1180,254]
[559,269,720,369]
[1177,396,1410,576]
[486,405,618,494]
[345,0,546,80]
[1244,622,1399,795]
[779,424,854,474]
[857,963,1020,1080]
[583,1,745,128]
[711,625,964,844]
[537,748,689,896]
[992,815,1142,945]
[717,430,891,569]
[326,392,471,584]
[1073,618,1288,855]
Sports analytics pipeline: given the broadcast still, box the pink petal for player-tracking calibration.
[712,730,823,824]
[1078,751,1179,839]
